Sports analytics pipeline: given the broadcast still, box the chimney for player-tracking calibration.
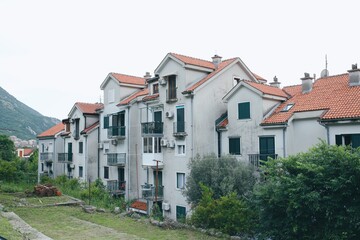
[269,76,281,88]
[211,54,222,68]
[348,63,360,86]
[301,72,313,93]
[144,72,152,80]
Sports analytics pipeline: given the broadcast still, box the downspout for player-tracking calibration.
[190,94,194,159]
[282,127,286,158]
[127,106,130,200]
[216,129,221,158]
[84,135,88,181]
[319,121,330,144]
[53,138,56,179]
[97,125,100,179]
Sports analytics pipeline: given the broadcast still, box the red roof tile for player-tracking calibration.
[263,73,360,125]
[117,89,149,106]
[245,80,289,98]
[76,102,103,114]
[142,93,159,102]
[130,200,147,212]
[81,121,99,134]
[283,84,302,97]
[24,148,35,156]
[253,73,267,82]
[111,73,146,86]
[37,123,64,138]
[183,58,237,93]
[170,53,215,69]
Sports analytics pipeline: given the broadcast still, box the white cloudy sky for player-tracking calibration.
[1,0,359,120]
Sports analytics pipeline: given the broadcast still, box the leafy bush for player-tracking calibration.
[254,142,360,239]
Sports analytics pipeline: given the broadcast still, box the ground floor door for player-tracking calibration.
[259,136,275,161]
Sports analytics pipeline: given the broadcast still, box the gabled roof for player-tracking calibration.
[142,93,159,102]
[37,122,64,138]
[215,112,228,129]
[111,73,146,86]
[75,102,104,114]
[245,81,289,98]
[117,89,149,106]
[262,73,360,125]
[81,121,99,135]
[24,148,34,156]
[253,73,267,82]
[170,53,216,70]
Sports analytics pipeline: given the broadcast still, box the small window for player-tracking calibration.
[104,116,109,129]
[176,206,186,222]
[176,172,185,189]
[79,142,83,154]
[41,163,44,172]
[108,89,115,103]
[79,166,83,178]
[229,138,241,155]
[238,102,250,119]
[282,103,294,112]
[153,83,159,94]
[177,145,185,155]
[104,166,109,179]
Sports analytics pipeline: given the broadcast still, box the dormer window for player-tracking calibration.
[153,83,159,94]
[282,103,294,112]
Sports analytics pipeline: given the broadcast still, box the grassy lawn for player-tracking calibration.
[0,215,23,240]
[0,193,222,240]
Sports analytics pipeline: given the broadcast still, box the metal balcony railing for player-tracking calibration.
[107,153,126,166]
[141,183,164,201]
[40,152,54,162]
[107,180,126,195]
[107,126,126,139]
[141,122,163,135]
[58,153,73,162]
[248,154,278,168]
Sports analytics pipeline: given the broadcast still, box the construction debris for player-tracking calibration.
[33,184,62,197]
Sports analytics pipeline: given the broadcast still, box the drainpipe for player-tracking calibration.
[319,121,330,144]
[282,127,286,158]
[97,125,100,179]
[216,129,221,158]
[84,135,88,181]
[127,106,130,201]
[190,94,194,159]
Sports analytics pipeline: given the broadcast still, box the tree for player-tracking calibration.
[184,154,257,205]
[254,142,360,239]
[0,135,16,161]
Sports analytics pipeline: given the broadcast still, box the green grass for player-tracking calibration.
[0,215,24,240]
[0,193,223,240]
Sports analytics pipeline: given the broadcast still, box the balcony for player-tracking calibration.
[141,122,163,135]
[107,126,126,139]
[40,152,54,163]
[141,183,164,201]
[58,153,73,163]
[248,154,278,168]
[107,180,126,196]
[173,122,187,137]
[166,89,177,103]
[107,153,126,166]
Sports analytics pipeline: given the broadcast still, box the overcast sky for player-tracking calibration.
[1,0,359,120]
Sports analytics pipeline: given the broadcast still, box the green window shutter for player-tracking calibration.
[352,134,360,148]
[335,135,342,146]
[176,206,186,221]
[238,102,250,119]
[104,116,109,129]
[229,138,240,155]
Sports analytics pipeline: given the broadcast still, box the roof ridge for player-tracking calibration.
[318,72,348,80]
[111,72,145,79]
[170,52,213,64]
[76,102,102,105]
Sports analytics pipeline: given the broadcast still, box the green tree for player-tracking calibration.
[184,154,256,205]
[0,135,16,161]
[254,142,360,240]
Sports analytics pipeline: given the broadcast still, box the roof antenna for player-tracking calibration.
[320,54,329,78]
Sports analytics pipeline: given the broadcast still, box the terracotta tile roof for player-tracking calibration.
[283,84,302,97]
[81,121,99,134]
[142,93,159,102]
[76,102,104,114]
[37,123,64,138]
[117,89,149,106]
[245,80,289,98]
[262,73,360,125]
[24,148,35,156]
[253,73,267,82]
[130,200,147,212]
[111,73,146,86]
[170,53,215,69]
[183,58,237,93]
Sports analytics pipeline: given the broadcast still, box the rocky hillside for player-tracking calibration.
[0,86,60,140]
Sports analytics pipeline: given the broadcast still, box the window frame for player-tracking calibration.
[229,137,241,155]
[79,141,83,154]
[176,172,186,189]
[104,166,109,179]
[79,166,83,178]
[238,102,251,120]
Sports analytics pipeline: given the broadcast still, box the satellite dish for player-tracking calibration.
[320,69,329,78]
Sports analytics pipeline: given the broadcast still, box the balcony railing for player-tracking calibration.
[58,153,73,163]
[141,183,164,201]
[173,122,187,137]
[141,122,163,135]
[40,152,54,162]
[107,126,126,139]
[107,180,126,195]
[248,154,278,168]
[107,153,126,166]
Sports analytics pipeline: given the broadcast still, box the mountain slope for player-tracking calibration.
[0,86,60,140]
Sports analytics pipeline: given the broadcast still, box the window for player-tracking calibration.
[104,166,109,179]
[229,138,241,155]
[282,103,294,112]
[177,145,185,155]
[176,105,185,133]
[153,83,159,94]
[104,116,109,129]
[79,166,83,178]
[176,172,185,189]
[65,122,70,132]
[167,75,177,101]
[259,136,276,161]
[143,137,161,153]
[41,144,45,153]
[336,134,360,149]
[176,206,186,222]
[79,142,83,153]
[74,119,80,140]
[41,163,44,172]
[108,89,115,103]
[238,102,250,119]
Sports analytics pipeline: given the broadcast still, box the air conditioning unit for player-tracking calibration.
[167,140,175,148]
[160,138,168,147]
[159,78,167,85]
[69,164,75,169]
[111,139,118,145]
[165,111,174,118]
[98,143,103,149]
[162,202,171,211]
